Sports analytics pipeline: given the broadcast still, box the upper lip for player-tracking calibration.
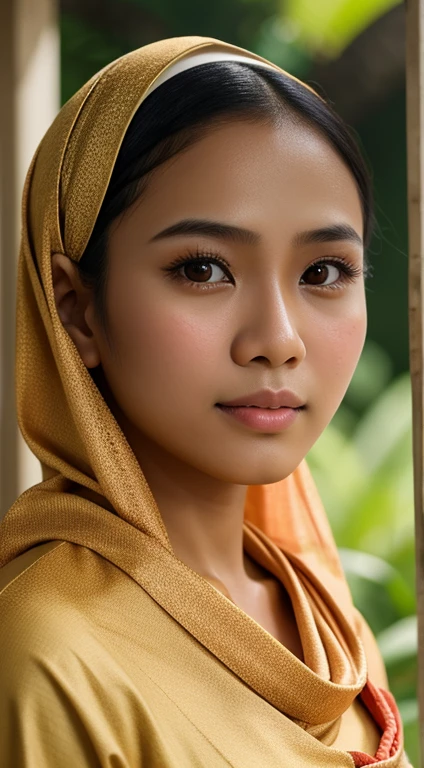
[218,389,305,409]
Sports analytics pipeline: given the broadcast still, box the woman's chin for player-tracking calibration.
[208,459,303,487]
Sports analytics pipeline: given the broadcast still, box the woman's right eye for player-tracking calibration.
[178,259,229,284]
[163,252,234,288]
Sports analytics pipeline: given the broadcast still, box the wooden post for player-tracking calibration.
[406,0,424,763]
[0,0,59,518]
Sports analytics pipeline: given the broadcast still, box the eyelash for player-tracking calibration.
[163,248,366,291]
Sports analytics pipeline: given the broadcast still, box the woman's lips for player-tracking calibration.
[216,404,302,432]
[217,388,305,409]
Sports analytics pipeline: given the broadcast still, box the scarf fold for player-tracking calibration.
[0,35,406,766]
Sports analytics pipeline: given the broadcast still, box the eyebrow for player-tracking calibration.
[293,223,363,248]
[149,219,259,245]
[149,218,363,248]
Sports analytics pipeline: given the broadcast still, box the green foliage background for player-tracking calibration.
[61,0,416,762]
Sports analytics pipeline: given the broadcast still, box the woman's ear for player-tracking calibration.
[51,252,101,369]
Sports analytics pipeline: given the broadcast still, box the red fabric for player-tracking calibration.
[349,680,402,766]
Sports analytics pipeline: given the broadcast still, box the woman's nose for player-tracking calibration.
[231,286,307,369]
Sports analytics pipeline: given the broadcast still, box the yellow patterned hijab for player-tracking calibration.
[0,36,406,766]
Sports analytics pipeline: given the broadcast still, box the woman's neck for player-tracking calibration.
[149,462,249,584]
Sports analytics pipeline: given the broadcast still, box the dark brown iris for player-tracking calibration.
[304,264,330,285]
[184,262,213,282]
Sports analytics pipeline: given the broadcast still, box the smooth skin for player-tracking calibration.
[52,119,367,662]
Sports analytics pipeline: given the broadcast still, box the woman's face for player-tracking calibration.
[88,118,366,485]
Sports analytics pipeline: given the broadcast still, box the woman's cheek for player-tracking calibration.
[311,310,367,403]
[113,301,220,399]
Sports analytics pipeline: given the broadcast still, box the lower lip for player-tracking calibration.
[216,405,301,432]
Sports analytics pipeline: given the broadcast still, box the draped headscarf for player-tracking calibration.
[0,36,407,766]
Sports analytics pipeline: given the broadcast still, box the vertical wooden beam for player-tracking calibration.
[0,0,59,518]
[0,0,18,518]
[406,0,424,763]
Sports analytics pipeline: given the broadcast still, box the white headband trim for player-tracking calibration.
[145,51,277,97]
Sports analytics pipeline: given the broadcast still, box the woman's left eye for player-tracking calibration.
[300,260,362,288]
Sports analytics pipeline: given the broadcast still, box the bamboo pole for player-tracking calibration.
[406,0,424,763]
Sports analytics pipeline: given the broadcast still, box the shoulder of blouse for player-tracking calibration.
[0,541,158,767]
[0,540,125,667]
[0,540,65,594]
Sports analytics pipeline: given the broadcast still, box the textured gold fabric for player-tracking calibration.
[0,36,410,766]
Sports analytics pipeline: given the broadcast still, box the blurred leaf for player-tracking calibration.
[344,339,393,412]
[376,616,417,666]
[339,549,414,633]
[282,0,402,58]
[254,15,311,74]
[339,548,406,591]
[377,618,417,706]
[390,539,416,598]
[309,372,414,561]
[403,719,419,768]
[352,373,412,476]
[307,422,364,523]
[399,698,419,726]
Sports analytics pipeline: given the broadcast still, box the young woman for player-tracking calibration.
[0,36,410,767]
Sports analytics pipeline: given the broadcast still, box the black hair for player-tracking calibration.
[78,61,373,331]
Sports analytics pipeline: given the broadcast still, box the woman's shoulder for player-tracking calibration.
[0,540,127,663]
[0,540,65,594]
[0,541,163,766]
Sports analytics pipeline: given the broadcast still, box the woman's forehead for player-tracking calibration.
[114,120,364,244]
